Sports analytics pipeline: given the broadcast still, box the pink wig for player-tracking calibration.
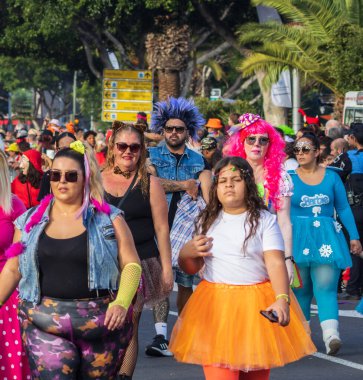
[224,114,286,210]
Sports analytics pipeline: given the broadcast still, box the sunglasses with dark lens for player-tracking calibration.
[163,126,187,134]
[245,136,270,146]
[49,170,79,183]
[115,142,141,154]
[293,146,315,154]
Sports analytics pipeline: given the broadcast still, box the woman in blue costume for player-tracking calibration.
[289,133,362,355]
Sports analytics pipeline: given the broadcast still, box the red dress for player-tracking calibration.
[11,177,40,209]
[0,195,31,379]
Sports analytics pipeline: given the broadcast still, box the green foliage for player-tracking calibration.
[12,88,33,118]
[77,79,103,120]
[327,22,363,93]
[194,97,257,123]
[238,0,363,95]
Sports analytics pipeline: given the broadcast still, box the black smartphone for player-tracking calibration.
[260,310,279,323]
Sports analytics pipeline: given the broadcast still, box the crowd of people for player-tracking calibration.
[0,98,363,380]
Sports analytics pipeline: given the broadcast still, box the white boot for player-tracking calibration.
[321,319,341,355]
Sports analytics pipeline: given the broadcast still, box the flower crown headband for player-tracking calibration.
[227,113,261,136]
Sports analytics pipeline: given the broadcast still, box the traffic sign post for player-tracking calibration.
[102,70,153,123]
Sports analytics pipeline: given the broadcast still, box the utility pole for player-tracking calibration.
[8,92,12,132]
[292,69,302,133]
[73,71,77,120]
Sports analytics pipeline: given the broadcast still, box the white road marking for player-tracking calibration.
[310,304,363,318]
[313,353,363,371]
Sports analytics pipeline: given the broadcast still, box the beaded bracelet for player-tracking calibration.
[276,293,290,305]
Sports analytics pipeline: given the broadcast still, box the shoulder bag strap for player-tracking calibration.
[116,174,139,210]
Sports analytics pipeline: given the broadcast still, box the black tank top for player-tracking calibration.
[38,230,109,299]
[105,174,159,260]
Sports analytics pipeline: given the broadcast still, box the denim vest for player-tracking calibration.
[14,201,122,304]
[148,144,205,206]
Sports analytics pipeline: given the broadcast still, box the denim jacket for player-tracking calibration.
[148,144,205,206]
[14,201,122,303]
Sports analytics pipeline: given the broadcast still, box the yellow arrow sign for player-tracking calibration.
[103,91,152,101]
[103,101,153,112]
[104,70,152,80]
[102,111,151,123]
[103,79,152,91]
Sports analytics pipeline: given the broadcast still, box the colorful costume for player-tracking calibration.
[170,210,316,372]
[0,195,30,380]
[289,168,359,353]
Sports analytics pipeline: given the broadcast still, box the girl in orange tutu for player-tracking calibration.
[169,156,316,380]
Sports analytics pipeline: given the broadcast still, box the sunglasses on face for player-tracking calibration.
[115,142,141,154]
[293,146,316,154]
[163,126,187,134]
[49,170,79,183]
[245,136,270,146]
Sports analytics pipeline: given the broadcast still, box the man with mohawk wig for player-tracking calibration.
[146,97,212,357]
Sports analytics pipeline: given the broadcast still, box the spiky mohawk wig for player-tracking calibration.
[151,97,205,139]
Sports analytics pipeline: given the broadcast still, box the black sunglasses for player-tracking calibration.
[49,170,79,183]
[115,142,141,154]
[293,146,316,154]
[245,136,270,146]
[163,126,187,134]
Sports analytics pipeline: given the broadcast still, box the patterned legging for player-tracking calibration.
[18,296,133,380]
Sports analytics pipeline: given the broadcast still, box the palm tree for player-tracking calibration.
[145,16,191,101]
[237,0,363,118]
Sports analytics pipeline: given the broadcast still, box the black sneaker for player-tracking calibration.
[145,334,173,357]
[338,291,361,300]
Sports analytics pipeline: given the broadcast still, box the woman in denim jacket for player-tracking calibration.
[0,141,141,379]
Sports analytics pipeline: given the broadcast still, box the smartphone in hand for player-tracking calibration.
[260,310,278,323]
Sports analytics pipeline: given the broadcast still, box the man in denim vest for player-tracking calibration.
[146,97,212,357]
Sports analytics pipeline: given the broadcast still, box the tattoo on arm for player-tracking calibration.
[159,178,185,193]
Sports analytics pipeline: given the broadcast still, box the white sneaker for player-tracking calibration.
[325,335,341,355]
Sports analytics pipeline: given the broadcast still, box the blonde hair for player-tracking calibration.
[0,150,12,215]
[106,121,149,195]
[84,141,104,204]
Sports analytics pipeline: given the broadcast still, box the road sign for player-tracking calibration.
[103,79,153,91]
[103,90,152,101]
[210,88,221,101]
[103,101,152,112]
[103,70,152,80]
[102,111,151,123]
[102,70,153,122]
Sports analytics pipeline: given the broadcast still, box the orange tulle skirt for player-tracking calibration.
[169,280,316,371]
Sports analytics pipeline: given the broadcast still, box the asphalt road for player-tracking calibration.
[133,289,363,380]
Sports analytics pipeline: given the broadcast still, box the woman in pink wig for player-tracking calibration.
[224,113,294,280]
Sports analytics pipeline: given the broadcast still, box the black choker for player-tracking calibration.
[113,166,133,179]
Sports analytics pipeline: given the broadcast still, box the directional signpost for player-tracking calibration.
[102,70,153,123]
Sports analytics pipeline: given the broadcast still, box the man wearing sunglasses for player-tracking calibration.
[146,97,212,357]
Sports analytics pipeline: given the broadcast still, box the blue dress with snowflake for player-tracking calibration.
[289,169,359,269]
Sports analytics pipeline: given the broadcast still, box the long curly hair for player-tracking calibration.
[18,162,42,188]
[196,156,267,250]
[106,121,149,196]
[151,97,205,139]
[223,116,286,210]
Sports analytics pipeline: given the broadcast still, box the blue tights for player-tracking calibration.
[293,265,341,322]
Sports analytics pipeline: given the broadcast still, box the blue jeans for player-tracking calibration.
[175,268,194,288]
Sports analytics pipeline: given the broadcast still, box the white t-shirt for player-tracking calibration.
[203,210,285,285]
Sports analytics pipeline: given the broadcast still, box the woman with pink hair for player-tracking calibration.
[224,113,294,280]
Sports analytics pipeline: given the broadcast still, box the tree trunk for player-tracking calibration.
[158,69,180,101]
[255,71,287,125]
[333,94,344,123]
